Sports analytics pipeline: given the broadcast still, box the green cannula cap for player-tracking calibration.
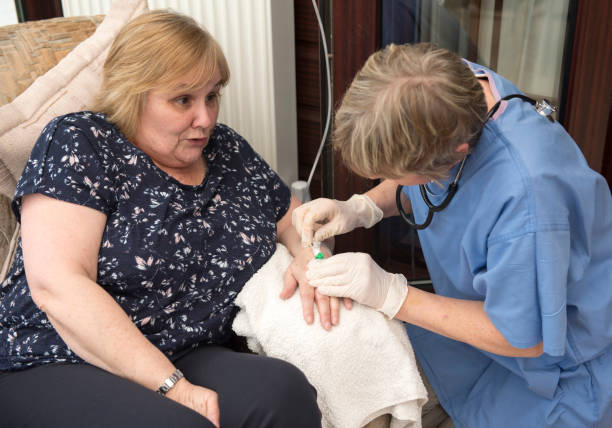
[314,252,324,260]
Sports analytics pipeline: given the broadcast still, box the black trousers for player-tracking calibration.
[0,346,321,428]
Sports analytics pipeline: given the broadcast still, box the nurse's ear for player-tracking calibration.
[455,142,470,155]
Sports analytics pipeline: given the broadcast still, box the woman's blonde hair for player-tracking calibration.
[93,10,230,141]
[333,43,487,181]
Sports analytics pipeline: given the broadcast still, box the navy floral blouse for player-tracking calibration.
[0,112,290,370]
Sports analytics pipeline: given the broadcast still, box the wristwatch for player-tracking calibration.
[156,369,184,396]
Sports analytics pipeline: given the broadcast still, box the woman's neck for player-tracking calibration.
[156,156,207,186]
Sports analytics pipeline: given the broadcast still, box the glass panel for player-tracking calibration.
[379,0,575,284]
[382,0,574,118]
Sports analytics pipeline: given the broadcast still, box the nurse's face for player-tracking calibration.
[389,173,431,187]
[370,172,430,186]
[383,143,470,187]
[133,69,222,174]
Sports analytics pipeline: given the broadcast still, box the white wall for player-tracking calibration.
[0,0,18,26]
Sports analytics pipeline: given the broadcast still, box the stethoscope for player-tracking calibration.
[396,94,556,230]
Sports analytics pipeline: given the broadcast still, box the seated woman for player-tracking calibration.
[0,10,336,428]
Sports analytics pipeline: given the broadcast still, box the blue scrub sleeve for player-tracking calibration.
[473,228,569,356]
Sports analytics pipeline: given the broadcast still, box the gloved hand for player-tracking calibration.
[306,252,408,319]
[292,194,383,247]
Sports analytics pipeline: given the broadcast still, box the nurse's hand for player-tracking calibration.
[281,245,351,330]
[307,252,408,319]
[292,194,383,247]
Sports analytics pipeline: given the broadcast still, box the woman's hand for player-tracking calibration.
[307,252,407,319]
[280,245,351,330]
[167,379,220,427]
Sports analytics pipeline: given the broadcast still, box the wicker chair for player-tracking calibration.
[0,15,104,105]
[0,15,103,278]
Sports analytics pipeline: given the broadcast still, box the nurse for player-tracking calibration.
[292,43,612,427]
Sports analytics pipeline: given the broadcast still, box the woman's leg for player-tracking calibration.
[175,346,321,428]
[0,363,214,428]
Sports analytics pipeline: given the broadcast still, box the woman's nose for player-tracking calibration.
[192,102,214,128]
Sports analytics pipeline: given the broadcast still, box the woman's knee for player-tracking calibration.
[138,398,214,428]
[247,358,321,427]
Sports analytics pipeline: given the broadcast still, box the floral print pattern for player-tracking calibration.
[0,112,290,370]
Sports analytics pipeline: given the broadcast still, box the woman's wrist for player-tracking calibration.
[165,376,189,401]
[156,368,184,396]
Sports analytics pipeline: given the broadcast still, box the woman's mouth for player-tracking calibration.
[187,137,208,146]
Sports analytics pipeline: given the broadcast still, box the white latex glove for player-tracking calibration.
[292,194,383,247]
[307,252,408,319]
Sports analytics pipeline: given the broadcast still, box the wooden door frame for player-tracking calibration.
[330,1,381,256]
[16,0,63,21]
[564,0,612,185]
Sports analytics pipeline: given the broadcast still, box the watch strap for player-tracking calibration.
[156,369,184,396]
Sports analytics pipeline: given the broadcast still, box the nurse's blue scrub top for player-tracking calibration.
[403,63,612,427]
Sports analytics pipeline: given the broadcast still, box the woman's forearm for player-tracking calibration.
[31,273,176,391]
[396,286,543,358]
[21,194,176,393]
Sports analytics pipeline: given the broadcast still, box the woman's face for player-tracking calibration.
[133,69,222,175]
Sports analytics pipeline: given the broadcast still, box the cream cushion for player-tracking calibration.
[0,0,148,279]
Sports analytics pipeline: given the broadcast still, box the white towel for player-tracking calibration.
[232,244,428,428]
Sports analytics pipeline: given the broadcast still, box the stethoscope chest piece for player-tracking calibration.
[535,99,556,121]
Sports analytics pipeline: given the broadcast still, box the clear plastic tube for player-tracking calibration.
[307,0,332,190]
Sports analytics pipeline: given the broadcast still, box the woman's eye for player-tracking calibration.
[206,93,219,104]
[175,96,190,105]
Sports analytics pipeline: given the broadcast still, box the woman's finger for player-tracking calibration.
[297,281,316,325]
[314,291,332,330]
[330,296,341,325]
[279,266,298,299]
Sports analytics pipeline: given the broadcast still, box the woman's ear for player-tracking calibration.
[455,142,470,155]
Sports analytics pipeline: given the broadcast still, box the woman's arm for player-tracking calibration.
[397,286,543,358]
[21,193,220,426]
[277,196,346,329]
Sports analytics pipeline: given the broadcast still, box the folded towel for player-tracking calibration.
[232,244,428,428]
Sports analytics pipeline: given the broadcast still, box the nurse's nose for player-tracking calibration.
[192,101,214,129]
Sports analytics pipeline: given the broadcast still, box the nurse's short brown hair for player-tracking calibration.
[333,43,487,181]
[93,10,230,141]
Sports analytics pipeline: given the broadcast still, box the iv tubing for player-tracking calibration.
[307,0,332,190]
